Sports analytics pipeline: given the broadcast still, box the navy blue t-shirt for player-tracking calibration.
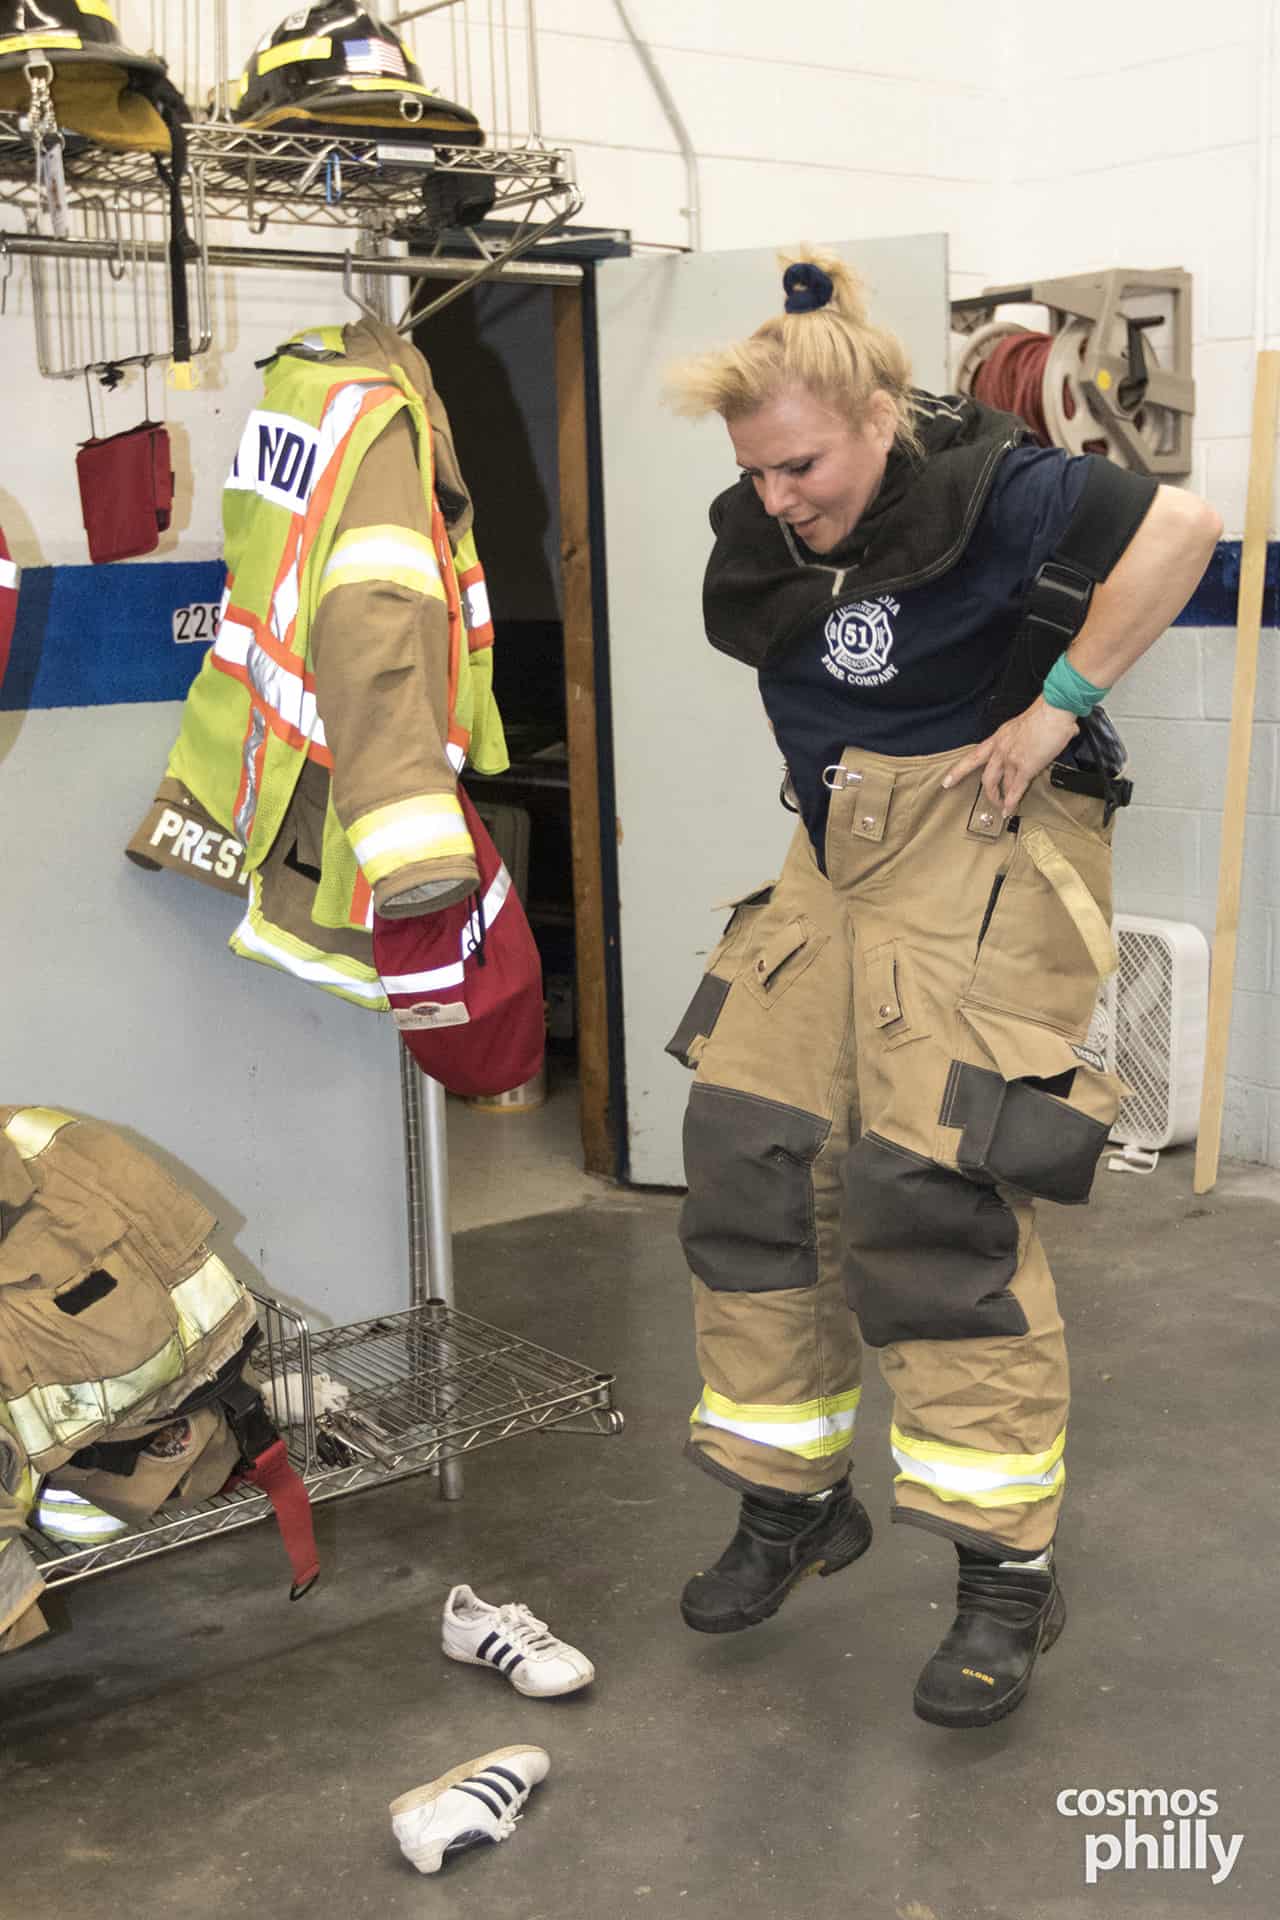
[760,444,1091,863]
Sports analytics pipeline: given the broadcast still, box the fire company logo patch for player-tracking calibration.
[822,596,900,688]
[1057,1785,1243,1888]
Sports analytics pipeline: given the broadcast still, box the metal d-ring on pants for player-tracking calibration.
[667,743,1126,1556]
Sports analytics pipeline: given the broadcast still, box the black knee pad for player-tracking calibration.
[680,1082,828,1293]
[843,1131,1026,1345]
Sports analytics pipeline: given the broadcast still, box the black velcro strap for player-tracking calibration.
[1052,459,1160,582]
[54,1268,117,1316]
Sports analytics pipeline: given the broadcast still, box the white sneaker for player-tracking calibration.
[442,1584,595,1697]
[389,1744,550,1874]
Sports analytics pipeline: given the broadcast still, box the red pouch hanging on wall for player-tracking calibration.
[0,525,18,695]
[76,421,174,564]
[374,787,546,1099]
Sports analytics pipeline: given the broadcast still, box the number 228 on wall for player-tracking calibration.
[172,602,221,645]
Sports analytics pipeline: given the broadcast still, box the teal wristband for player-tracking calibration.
[1041,651,1109,717]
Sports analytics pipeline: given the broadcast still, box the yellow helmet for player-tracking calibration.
[0,1,188,154]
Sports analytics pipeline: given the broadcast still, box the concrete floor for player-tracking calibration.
[3,1152,1279,1920]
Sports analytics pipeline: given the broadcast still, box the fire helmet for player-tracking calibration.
[233,5,482,145]
[0,1,187,152]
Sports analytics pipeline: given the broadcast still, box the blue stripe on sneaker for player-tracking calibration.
[475,1771,515,1803]
[485,1764,525,1792]
[476,1630,499,1659]
[456,1782,505,1816]
[487,1639,512,1666]
[501,1649,525,1674]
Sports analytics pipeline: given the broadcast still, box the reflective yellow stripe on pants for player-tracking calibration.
[692,1386,861,1463]
[890,1423,1066,1507]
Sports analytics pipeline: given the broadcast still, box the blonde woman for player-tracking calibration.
[664,253,1220,1729]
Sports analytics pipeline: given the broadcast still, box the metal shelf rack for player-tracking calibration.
[0,119,578,239]
[30,1289,621,1593]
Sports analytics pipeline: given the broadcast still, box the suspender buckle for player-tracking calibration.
[1027,559,1095,643]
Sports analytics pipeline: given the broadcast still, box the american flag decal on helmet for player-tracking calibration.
[343,37,409,77]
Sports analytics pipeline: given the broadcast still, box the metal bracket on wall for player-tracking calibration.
[951,267,1196,477]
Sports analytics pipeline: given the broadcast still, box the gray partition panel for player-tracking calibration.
[0,704,408,1324]
[596,236,949,1186]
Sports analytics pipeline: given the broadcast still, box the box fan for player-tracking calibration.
[1083,915,1210,1172]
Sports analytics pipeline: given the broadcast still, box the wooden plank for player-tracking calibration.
[1194,349,1280,1192]
[554,283,614,1176]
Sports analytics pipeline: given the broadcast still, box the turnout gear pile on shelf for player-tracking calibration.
[0,1106,317,1654]
[233,3,482,145]
[132,318,510,1020]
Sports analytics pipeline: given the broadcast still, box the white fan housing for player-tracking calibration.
[1085,915,1210,1156]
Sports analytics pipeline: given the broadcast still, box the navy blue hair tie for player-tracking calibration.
[783,263,834,313]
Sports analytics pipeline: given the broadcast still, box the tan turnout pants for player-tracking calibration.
[669,744,1124,1556]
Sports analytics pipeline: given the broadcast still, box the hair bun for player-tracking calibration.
[783,262,835,314]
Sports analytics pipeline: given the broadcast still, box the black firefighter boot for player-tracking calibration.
[680,1475,873,1633]
[912,1544,1066,1729]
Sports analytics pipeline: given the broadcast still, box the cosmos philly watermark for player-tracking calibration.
[1057,1786,1243,1887]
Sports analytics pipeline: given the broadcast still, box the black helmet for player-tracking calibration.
[0,1,188,153]
[233,4,483,145]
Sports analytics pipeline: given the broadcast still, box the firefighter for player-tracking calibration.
[664,252,1221,1728]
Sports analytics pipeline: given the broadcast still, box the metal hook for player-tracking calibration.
[341,251,385,325]
[106,204,127,283]
[0,235,11,317]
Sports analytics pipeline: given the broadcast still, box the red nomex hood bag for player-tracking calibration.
[374,786,545,1099]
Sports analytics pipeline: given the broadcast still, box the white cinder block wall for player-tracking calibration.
[1003,0,1280,1163]
[2,2,1277,1164]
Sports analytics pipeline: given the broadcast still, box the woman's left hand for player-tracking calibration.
[941,697,1080,816]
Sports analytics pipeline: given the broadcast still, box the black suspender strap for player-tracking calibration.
[987,458,1160,729]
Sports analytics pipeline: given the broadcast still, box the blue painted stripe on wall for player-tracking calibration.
[1174,540,1279,628]
[1,543,1274,714]
[1,559,226,711]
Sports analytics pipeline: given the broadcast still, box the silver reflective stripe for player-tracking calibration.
[234,699,268,845]
[462,579,490,630]
[693,1397,857,1455]
[231,890,388,1002]
[35,1489,129,1540]
[319,533,440,589]
[10,1333,183,1458]
[169,1253,244,1351]
[891,1446,1060,1497]
[350,803,468,869]
[379,866,512,996]
[7,1258,244,1459]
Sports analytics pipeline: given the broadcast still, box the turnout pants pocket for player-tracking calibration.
[666,882,774,1070]
[942,1004,1124,1205]
[964,821,1115,1036]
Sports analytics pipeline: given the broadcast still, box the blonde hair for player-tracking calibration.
[665,247,921,457]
